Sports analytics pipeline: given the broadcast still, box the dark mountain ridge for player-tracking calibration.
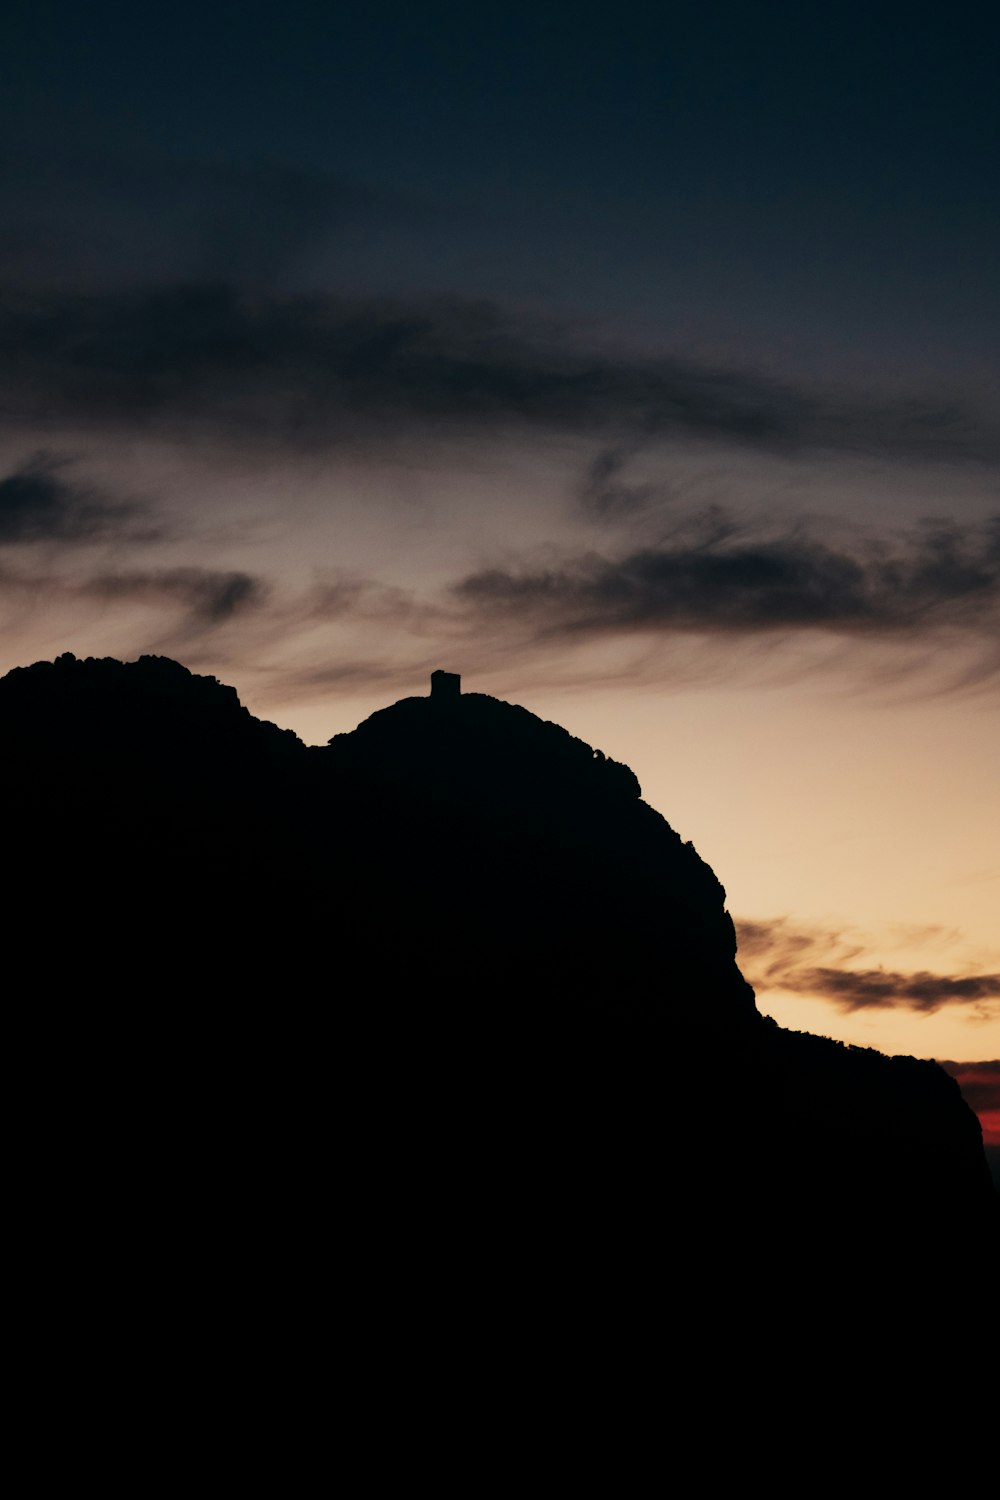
[4,651,997,1320]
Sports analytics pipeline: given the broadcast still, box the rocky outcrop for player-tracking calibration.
[3,652,996,1313]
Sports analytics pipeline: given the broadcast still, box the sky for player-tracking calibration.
[1,2,998,1090]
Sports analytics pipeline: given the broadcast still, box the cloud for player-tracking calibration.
[455,511,1000,644]
[577,445,657,521]
[737,916,865,993]
[737,917,1000,1017]
[0,550,458,688]
[0,453,152,545]
[791,968,1000,1013]
[2,283,997,459]
[294,575,423,626]
[84,568,267,623]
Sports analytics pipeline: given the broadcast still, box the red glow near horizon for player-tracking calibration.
[939,1062,1000,1146]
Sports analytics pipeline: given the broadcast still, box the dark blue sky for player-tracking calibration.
[3,1,997,376]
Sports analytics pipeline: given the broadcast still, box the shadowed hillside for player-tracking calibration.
[4,651,997,1327]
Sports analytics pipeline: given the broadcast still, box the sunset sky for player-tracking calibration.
[2,2,997,1083]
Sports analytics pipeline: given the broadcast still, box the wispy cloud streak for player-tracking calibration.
[737,917,1000,1017]
[84,568,266,623]
[457,512,1000,643]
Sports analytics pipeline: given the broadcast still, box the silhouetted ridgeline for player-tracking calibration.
[4,652,997,1327]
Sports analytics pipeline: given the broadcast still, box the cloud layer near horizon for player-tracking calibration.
[0,180,996,701]
[3,442,999,695]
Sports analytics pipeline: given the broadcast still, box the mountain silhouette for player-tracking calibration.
[4,651,997,1343]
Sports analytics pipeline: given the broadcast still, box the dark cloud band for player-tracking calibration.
[456,513,1000,641]
[2,283,996,459]
[790,967,1000,1013]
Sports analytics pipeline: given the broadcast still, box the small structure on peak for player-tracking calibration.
[430,669,461,701]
